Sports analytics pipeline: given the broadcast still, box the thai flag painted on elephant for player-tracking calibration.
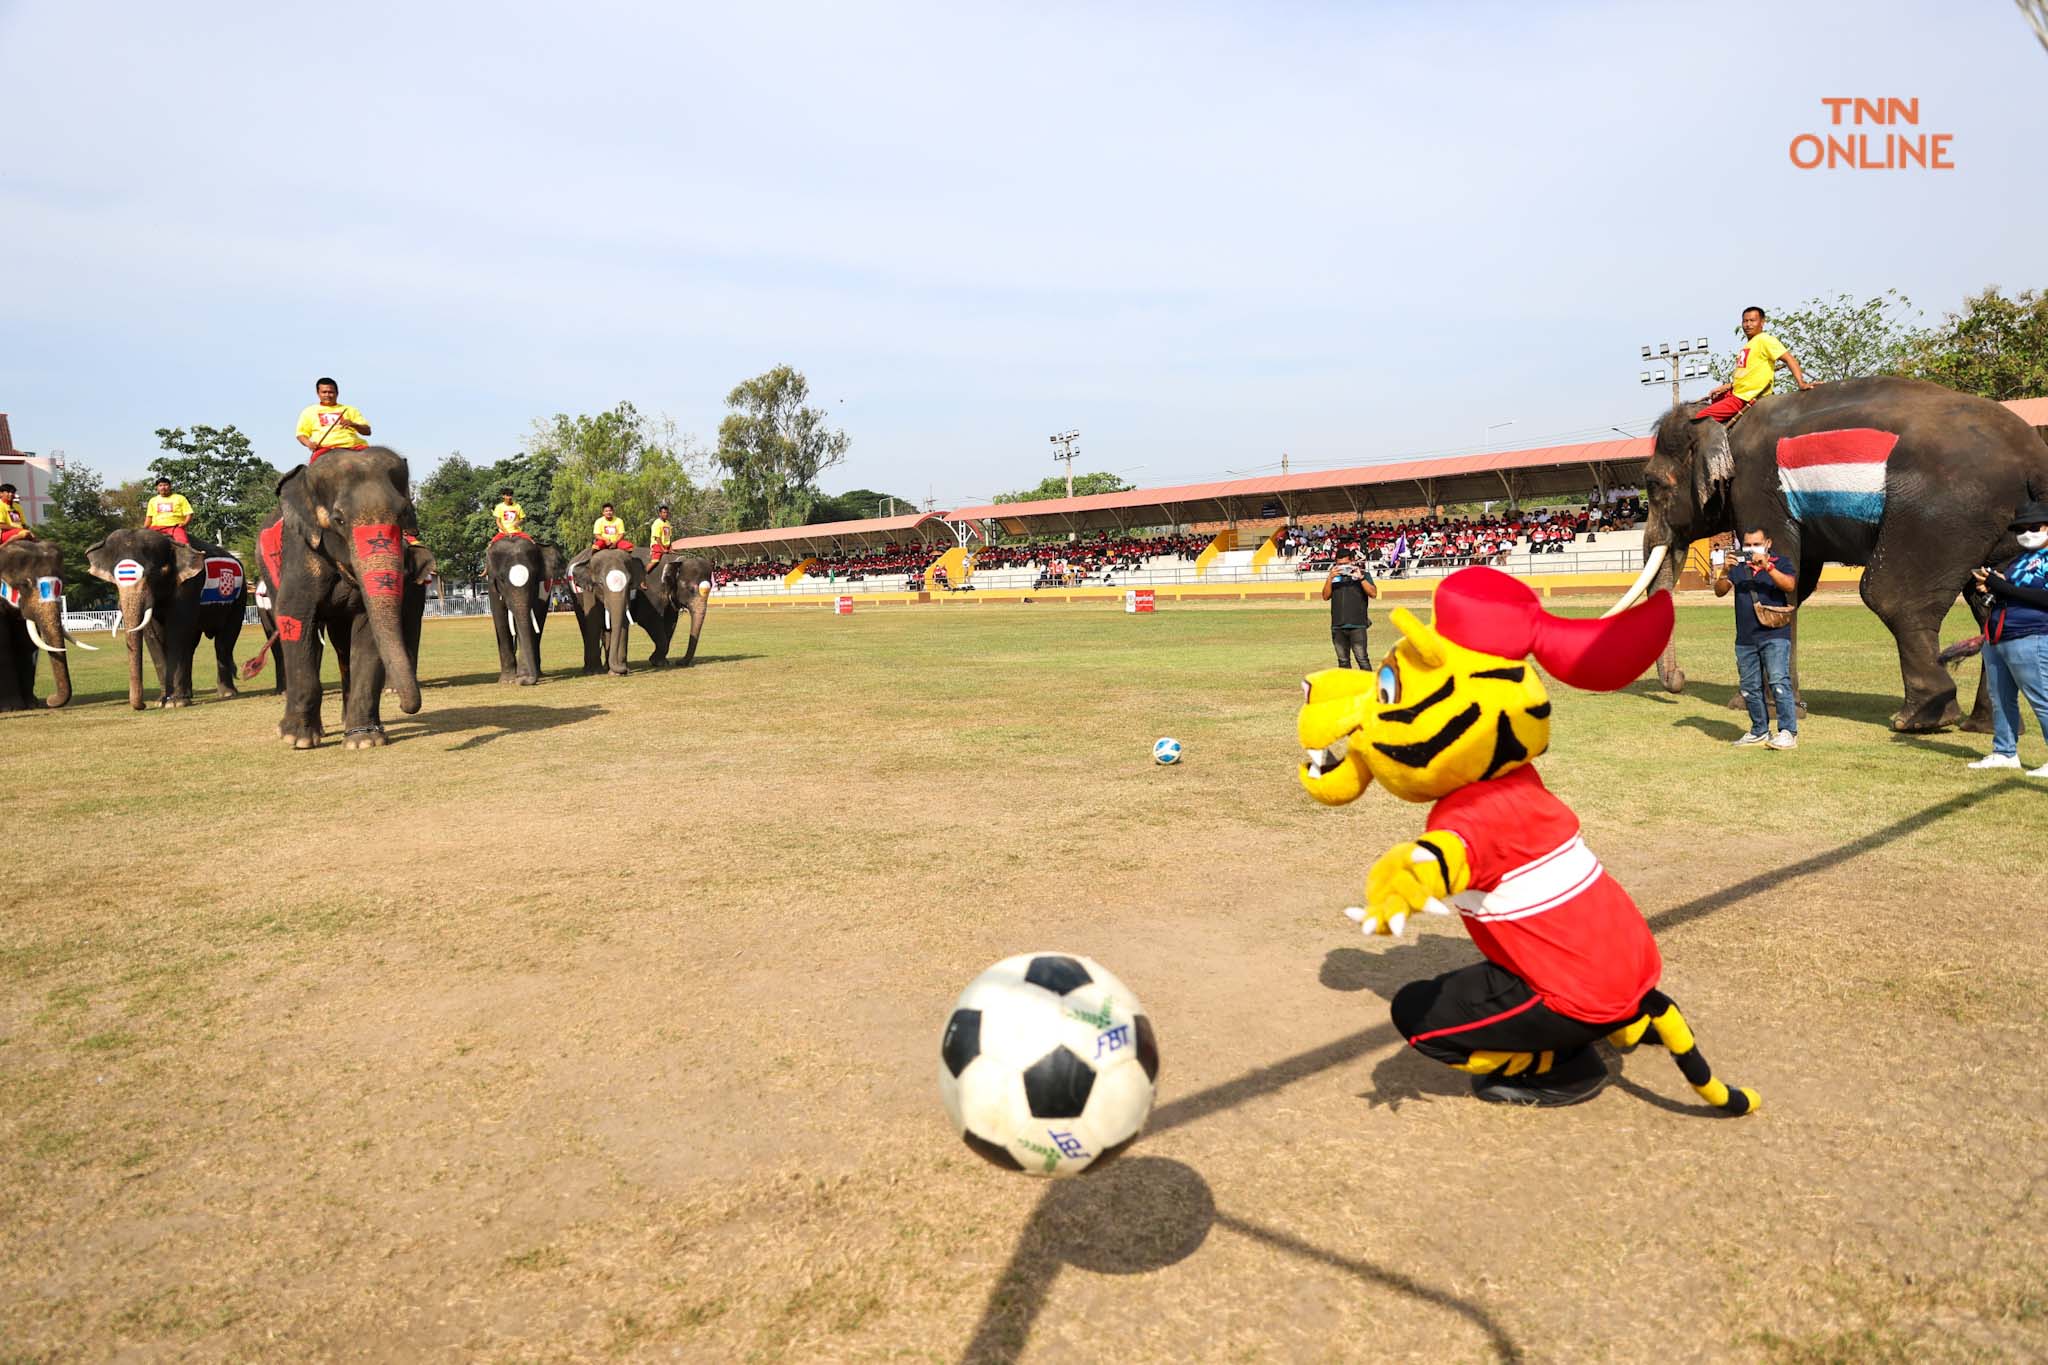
[1776,428,1898,524]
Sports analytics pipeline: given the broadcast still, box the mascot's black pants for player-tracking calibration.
[1391,961,1625,1072]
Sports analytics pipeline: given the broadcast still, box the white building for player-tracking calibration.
[0,414,58,525]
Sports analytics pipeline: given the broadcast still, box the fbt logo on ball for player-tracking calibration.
[1789,97,1953,170]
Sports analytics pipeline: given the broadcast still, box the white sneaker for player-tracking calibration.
[1768,731,1797,750]
[1967,754,2022,770]
[2029,764,2048,779]
[1731,732,1768,748]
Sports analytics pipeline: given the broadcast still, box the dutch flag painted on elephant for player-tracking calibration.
[1776,428,1898,524]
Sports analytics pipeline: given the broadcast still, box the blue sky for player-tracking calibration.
[3,1,2043,505]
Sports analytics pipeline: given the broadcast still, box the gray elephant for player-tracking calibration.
[570,547,643,675]
[630,551,713,668]
[486,535,566,685]
[261,447,430,748]
[0,536,82,710]
[84,528,246,710]
[1607,377,2048,731]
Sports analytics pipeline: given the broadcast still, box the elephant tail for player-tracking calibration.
[1938,634,1986,668]
[1607,990,1760,1116]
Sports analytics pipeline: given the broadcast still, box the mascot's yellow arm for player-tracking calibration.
[1357,832,1472,937]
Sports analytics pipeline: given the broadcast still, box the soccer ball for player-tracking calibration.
[1152,737,1183,765]
[939,953,1159,1177]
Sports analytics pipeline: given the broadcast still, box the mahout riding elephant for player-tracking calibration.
[486,536,566,685]
[570,547,643,675]
[83,527,245,710]
[1608,377,2048,731]
[261,447,434,748]
[630,551,713,668]
[0,535,81,710]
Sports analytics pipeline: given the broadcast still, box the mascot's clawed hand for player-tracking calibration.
[1349,834,1471,937]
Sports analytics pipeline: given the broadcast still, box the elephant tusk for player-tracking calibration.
[604,608,613,630]
[63,629,99,651]
[25,620,64,653]
[1602,544,1668,619]
[531,611,541,634]
[124,605,155,635]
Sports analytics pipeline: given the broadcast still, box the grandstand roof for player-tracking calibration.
[668,509,954,560]
[948,437,1652,534]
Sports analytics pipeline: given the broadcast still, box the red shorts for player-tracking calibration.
[152,524,191,545]
[491,530,531,543]
[1693,392,1750,424]
[593,537,635,552]
[649,543,667,563]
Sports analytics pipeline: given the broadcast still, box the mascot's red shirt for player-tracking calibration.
[1425,766,1660,1023]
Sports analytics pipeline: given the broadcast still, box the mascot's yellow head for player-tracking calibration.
[1297,567,1673,807]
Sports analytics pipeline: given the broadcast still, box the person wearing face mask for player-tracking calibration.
[1966,499,2048,776]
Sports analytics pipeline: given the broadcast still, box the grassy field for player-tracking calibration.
[3,597,2046,1362]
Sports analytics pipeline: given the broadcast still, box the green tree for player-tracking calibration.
[416,453,495,588]
[715,366,851,529]
[1904,286,2048,401]
[104,479,151,528]
[808,487,918,522]
[992,471,1134,504]
[149,424,281,546]
[1711,291,1927,392]
[533,402,709,547]
[38,464,122,608]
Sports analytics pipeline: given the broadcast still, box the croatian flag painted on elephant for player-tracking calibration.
[200,555,244,606]
[1776,428,1898,524]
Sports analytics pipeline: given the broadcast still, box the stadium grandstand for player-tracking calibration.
[676,399,2048,604]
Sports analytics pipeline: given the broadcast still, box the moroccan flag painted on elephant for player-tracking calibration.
[353,524,405,599]
[1776,428,1897,525]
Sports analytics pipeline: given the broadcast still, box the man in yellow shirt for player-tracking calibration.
[491,488,527,541]
[649,504,673,563]
[295,376,372,459]
[591,503,632,551]
[0,483,34,543]
[145,477,195,545]
[1696,307,1815,424]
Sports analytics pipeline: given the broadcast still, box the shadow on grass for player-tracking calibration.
[422,652,766,691]
[385,703,608,751]
[1667,678,1898,730]
[1675,714,1747,743]
[959,1157,1521,1364]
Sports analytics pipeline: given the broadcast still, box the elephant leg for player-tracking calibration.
[276,610,325,748]
[680,595,706,667]
[212,611,242,699]
[143,624,177,707]
[578,609,602,675]
[342,612,389,748]
[0,625,26,711]
[1861,570,1961,732]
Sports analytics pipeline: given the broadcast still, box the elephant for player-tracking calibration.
[251,537,436,700]
[0,536,81,710]
[1608,377,2048,732]
[261,447,433,748]
[83,528,246,710]
[569,547,643,675]
[630,551,713,668]
[486,535,566,685]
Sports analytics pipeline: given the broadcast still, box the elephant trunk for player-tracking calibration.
[608,594,631,674]
[1637,513,1685,693]
[26,602,71,707]
[510,587,540,683]
[681,586,708,666]
[120,587,147,709]
[355,528,421,713]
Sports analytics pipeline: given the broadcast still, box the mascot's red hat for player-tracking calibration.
[1431,566,1672,692]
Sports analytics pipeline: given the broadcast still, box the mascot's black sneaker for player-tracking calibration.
[1471,1049,1610,1107]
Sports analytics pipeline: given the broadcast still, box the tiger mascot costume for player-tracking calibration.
[1296,566,1758,1113]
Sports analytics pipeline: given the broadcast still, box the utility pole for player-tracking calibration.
[1281,452,1289,475]
[1049,429,1080,499]
[1638,335,1713,407]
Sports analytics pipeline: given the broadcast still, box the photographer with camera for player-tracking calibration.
[1713,528,1799,750]
[1964,499,2048,775]
[1322,555,1380,668]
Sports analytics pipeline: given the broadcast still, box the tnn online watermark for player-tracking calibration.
[1789,98,1953,170]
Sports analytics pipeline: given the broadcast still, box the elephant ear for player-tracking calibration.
[406,543,438,585]
[277,466,325,551]
[173,541,207,584]
[84,538,119,584]
[542,545,567,581]
[1692,411,1736,507]
[569,555,593,596]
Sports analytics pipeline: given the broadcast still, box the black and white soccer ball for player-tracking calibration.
[939,952,1159,1177]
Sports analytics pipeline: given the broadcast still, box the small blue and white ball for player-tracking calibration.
[1152,737,1183,765]
[939,953,1159,1177]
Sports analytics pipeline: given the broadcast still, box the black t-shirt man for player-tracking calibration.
[1323,558,1378,668]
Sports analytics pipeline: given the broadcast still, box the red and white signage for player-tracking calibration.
[1123,589,1156,614]
[834,595,854,616]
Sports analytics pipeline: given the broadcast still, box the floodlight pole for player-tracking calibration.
[1637,337,1712,409]
[1050,429,1080,500]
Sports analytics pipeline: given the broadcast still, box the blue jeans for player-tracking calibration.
[1734,637,1795,737]
[1984,632,2048,759]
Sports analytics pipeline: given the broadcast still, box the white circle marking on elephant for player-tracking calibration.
[605,568,628,593]
[114,559,144,585]
[507,564,530,587]
[699,580,712,594]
